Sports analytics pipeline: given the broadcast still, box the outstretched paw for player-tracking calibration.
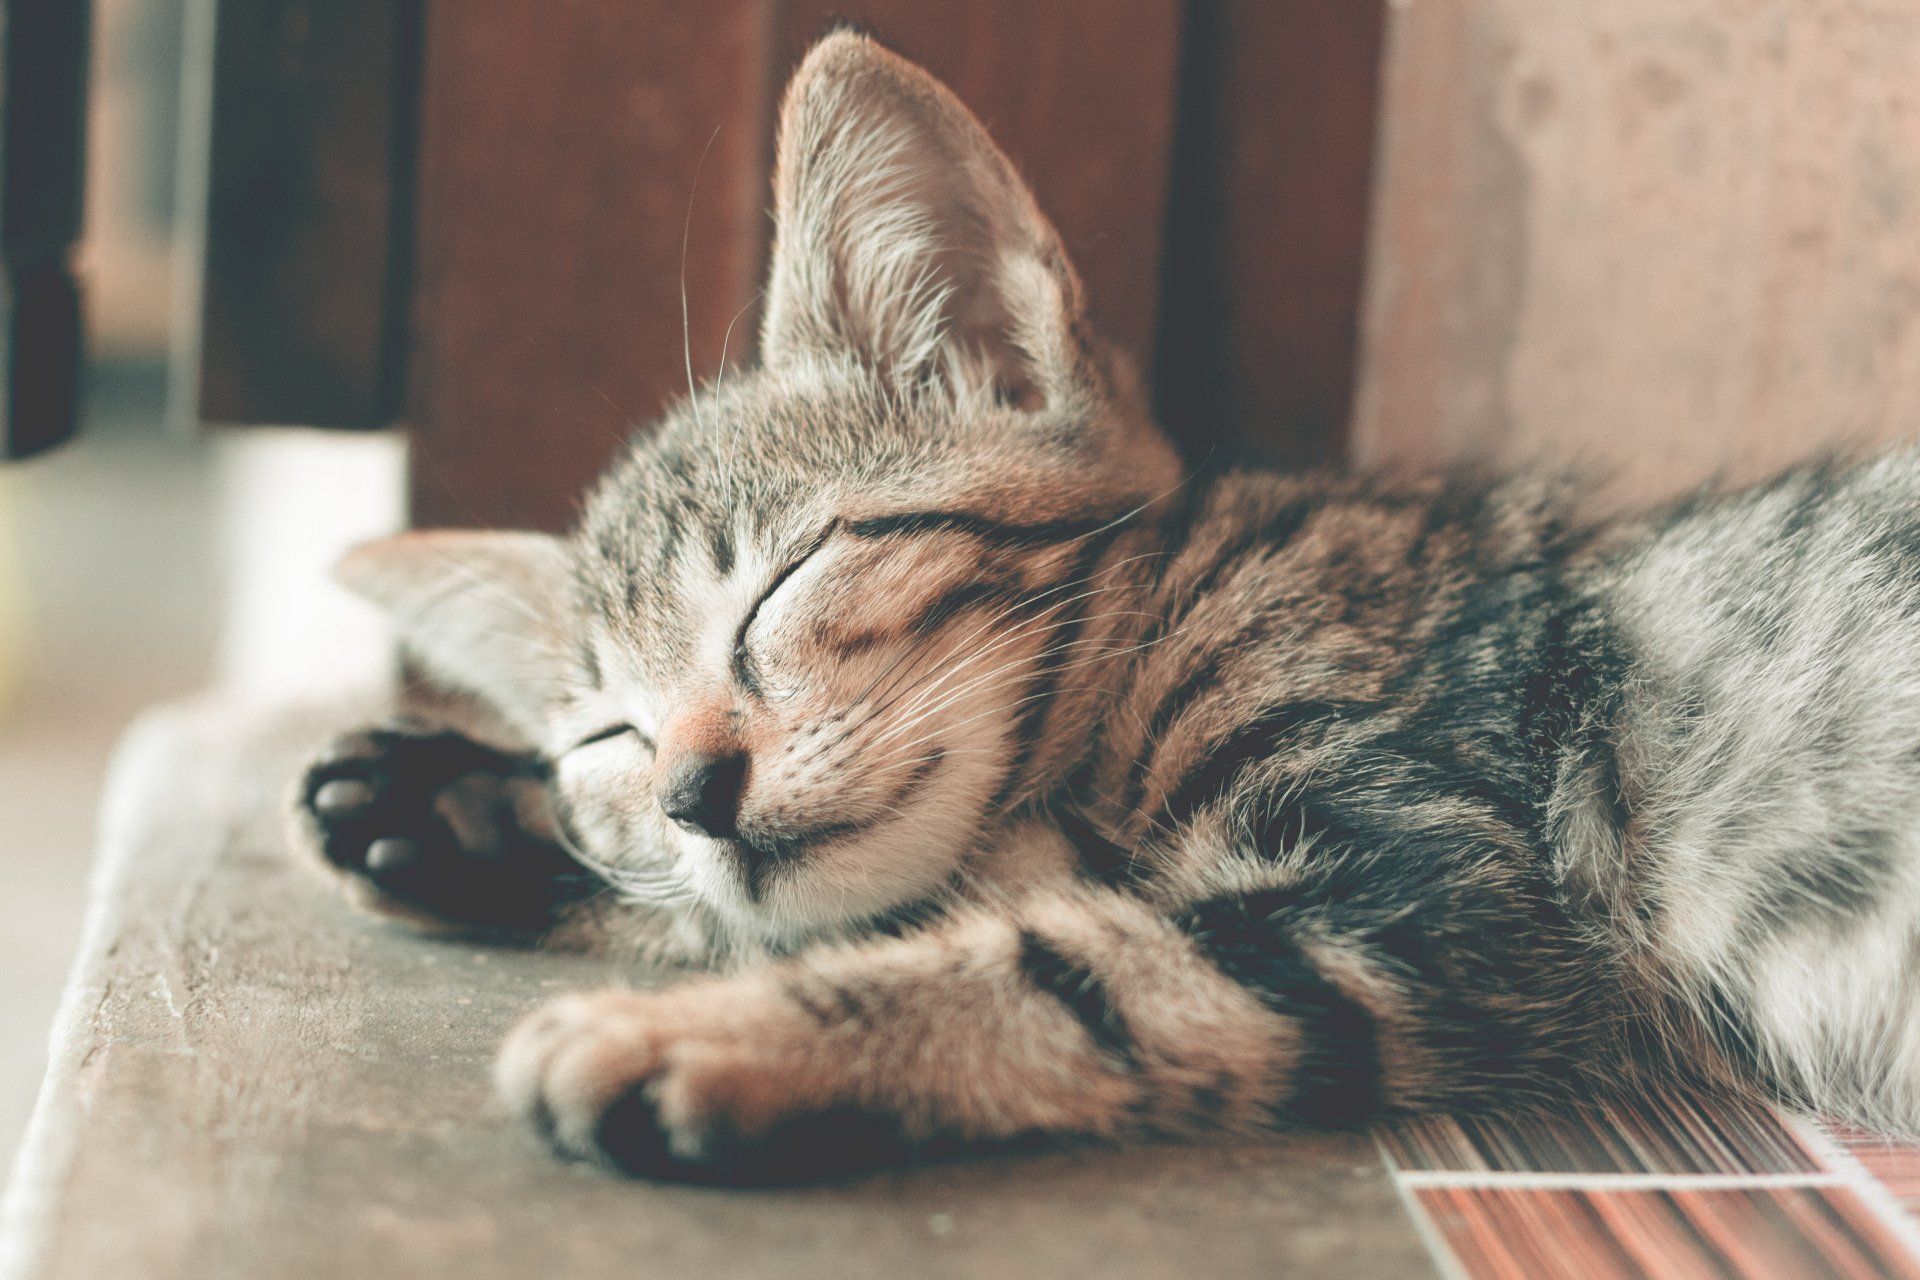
[494,988,915,1183]
[296,724,597,931]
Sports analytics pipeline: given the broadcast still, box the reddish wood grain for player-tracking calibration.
[197,0,417,430]
[408,0,774,531]
[1154,1,1386,465]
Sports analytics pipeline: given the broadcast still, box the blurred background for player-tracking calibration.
[4,0,1920,1184]
[0,0,214,1164]
[0,0,401,1168]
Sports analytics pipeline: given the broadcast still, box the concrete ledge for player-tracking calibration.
[0,696,1430,1280]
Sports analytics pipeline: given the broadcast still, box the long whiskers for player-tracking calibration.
[856,578,1161,733]
[871,625,1185,761]
[552,822,698,907]
[680,123,725,429]
[849,553,1167,721]
[839,489,1176,708]
[833,543,1158,715]
[865,608,1165,748]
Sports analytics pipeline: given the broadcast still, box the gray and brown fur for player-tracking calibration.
[296,33,1920,1180]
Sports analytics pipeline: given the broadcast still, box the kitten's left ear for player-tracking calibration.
[759,31,1094,407]
[335,530,573,737]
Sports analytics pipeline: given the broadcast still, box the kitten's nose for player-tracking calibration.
[657,750,748,839]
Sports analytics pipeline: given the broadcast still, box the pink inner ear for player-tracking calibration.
[334,529,567,612]
[759,31,1086,406]
[332,528,574,741]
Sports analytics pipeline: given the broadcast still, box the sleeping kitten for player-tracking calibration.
[296,31,1920,1182]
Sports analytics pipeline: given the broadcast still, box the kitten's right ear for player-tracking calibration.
[758,31,1094,407]
[335,530,572,736]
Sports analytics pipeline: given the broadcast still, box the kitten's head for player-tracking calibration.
[341,33,1179,949]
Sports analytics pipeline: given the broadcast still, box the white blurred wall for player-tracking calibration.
[0,0,406,1174]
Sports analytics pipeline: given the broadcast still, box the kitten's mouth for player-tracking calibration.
[720,820,866,902]
[723,747,947,900]
[731,823,853,873]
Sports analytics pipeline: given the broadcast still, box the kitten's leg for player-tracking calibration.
[496,869,1601,1181]
[294,723,601,931]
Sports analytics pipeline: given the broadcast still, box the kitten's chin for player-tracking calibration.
[705,894,934,957]
[689,835,967,953]
[707,817,1078,950]
[705,871,954,953]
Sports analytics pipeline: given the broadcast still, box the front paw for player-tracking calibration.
[295,723,596,930]
[494,989,913,1183]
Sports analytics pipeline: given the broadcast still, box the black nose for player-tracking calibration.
[658,751,748,839]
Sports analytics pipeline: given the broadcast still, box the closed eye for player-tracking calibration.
[733,522,838,697]
[570,723,655,752]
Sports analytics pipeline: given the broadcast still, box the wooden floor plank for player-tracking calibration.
[0,694,1435,1280]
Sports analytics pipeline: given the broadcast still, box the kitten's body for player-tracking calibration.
[297,34,1920,1179]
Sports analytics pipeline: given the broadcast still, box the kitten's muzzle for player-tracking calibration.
[658,749,748,840]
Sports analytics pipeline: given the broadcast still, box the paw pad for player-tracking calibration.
[297,725,592,928]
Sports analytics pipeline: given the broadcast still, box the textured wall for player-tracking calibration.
[1355,0,1920,497]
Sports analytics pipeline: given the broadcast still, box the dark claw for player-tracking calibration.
[584,1084,921,1186]
[592,1085,681,1177]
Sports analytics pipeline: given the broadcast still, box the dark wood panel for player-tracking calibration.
[197,0,419,429]
[775,0,1185,368]
[409,0,775,531]
[1155,0,1387,466]
[1,0,91,459]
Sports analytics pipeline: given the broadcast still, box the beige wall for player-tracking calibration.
[1355,0,1920,498]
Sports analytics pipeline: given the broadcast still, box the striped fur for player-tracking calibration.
[301,33,1920,1181]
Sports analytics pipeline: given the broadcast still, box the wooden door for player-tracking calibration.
[59,3,1920,511]
[0,0,92,459]
[186,1,1388,529]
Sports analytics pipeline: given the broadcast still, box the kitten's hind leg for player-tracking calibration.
[294,723,600,932]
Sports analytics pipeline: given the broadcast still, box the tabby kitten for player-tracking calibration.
[298,32,1920,1182]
